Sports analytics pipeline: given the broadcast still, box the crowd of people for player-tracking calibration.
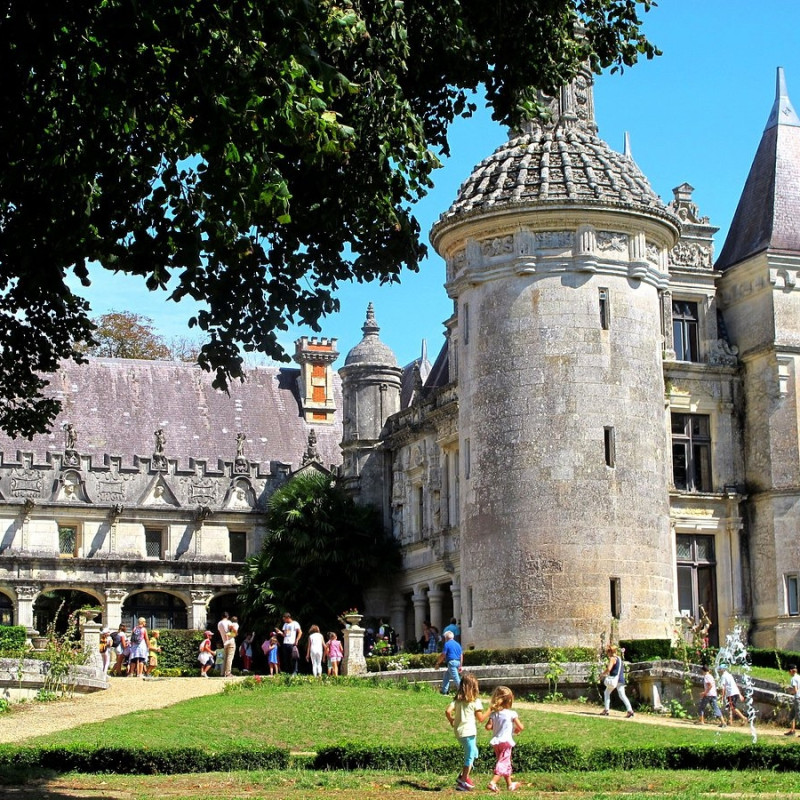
[100,618,162,678]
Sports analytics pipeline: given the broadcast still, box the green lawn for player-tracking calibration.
[21,678,790,753]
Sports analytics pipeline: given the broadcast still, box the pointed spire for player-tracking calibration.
[420,339,428,362]
[623,131,633,159]
[717,68,800,270]
[765,67,800,130]
[361,302,380,338]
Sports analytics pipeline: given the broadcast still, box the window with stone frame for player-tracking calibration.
[676,533,718,647]
[144,528,164,559]
[229,531,247,562]
[787,574,800,616]
[671,413,712,492]
[58,525,77,557]
[672,300,700,362]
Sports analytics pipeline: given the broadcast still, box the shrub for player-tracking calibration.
[0,745,288,774]
[619,639,672,662]
[155,630,207,670]
[0,625,27,656]
[748,647,800,671]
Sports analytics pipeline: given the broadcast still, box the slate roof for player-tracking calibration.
[0,358,343,471]
[431,72,674,236]
[716,68,800,270]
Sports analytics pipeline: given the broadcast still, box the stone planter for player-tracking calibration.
[31,636,48,651]
[344,614,363,627]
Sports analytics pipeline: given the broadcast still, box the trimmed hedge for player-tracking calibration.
[619,639,672,662]
[0,745,288,774]
[153,629,207,670]
[313,741,800,773]
[0,625,27,655]
[366,646,597,673]
[748,648,800,671]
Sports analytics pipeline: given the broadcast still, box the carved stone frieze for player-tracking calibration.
[646,242,660,264]
[708,339,739,367]
[480,235,514,259]
[670,241,713,268]
[596,231,628,252]
[535,231,574,249]
[14,584,40,600]
[188,479,217,506]
[97,473,126,502]
[11,469,42,499]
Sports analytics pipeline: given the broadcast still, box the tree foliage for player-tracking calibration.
[85,311,200,361]
[0,0,659,437]
[237,470,401,634]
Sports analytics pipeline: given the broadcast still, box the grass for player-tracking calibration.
[18,677,791,753]
[13,768,800,799]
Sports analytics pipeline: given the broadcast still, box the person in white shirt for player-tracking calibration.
[718,664,747,725]
[279,612,303,674]
[697,665,725,727]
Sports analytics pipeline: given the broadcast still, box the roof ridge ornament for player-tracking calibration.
[765,67,800,130]
[520,65,598,136]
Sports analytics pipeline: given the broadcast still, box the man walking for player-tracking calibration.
[437,629,463,694]
[279,612,303,674]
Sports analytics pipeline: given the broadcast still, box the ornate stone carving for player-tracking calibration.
[152,429,168,471]
[188,478,217,506]
[535,231,574,249]
[195,505,212,523]
[97,473,126,502]
[190,589,213,604]
[104,587,128,602]
[671,241,713,268]
[596,231,628,252]
[232,432,250,474]
[11,469,41,499]
[646,242,659,264]
[301,429,321,466]
[480,235,514,258]
[708,339,739,367]
[14,584,39,600]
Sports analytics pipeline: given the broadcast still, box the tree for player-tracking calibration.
[0,0,658,437]
[86,311,171,360]
[237,471,401,635]
[84,311,201,361]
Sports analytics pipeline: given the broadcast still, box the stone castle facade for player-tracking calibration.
[2,68,800,651]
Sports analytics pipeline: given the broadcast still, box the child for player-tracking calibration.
[325,631,343,676]
[445,672,488,791]
[198,630,215,677]
[485,686,524,792]
[267,636,280,676]
[240,632,254,673]
[146,630,162,676]
[696,665,725,727]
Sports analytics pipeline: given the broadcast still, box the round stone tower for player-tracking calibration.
[339,303,402,520]
[430,67,680,648]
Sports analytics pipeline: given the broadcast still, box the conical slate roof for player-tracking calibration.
[432,69,674,236]
[716,68,800,270]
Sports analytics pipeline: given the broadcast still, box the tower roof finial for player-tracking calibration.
[765,67,800,130]
[623,131,633,159]
[362,302,380,337]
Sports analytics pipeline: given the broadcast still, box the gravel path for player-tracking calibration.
[0,676,239,744]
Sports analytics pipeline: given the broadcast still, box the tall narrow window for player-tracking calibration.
[467,586,474,627]
[464,438,471,479]
[603,426,616,467]
[417,486,425,539]
[58,525,77,557]
[676,533,718,647]
[610,577,621,619]
[788,574,800,616]
[229,531,247,562]
[671,413,712,492]
[672,300,700,362]
[144,528,163,559]
[462,302,470,345]
[599,288,610,330]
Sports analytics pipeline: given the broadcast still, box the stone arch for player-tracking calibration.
[0,589,13,625]
[33,587,104,634]
[122,589,189,630]
[207,592,239,628]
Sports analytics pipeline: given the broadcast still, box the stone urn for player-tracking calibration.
[343,613,363,628]
[31,636,48,651]
[75,608,102,625]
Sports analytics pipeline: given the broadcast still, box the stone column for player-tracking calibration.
[450,579,462,630]
[104,587,127,630]
[342,619,367,676]
[15,584,39,637]
[190,590,213,630]
[411,587,428,645]
[661,289,676,359]
[390,598,407,647]
[428,587,445,633]
[81,620,104,677]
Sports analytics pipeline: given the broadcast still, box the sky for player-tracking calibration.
[69,0,800,369]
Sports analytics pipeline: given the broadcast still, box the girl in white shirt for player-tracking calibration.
[485,685,524,793]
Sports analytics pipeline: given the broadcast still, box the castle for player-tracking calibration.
[2,66,800,652]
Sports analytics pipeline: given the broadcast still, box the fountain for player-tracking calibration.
[715,625,757,743]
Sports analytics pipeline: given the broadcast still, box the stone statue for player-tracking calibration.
[236,432,246,458]
[154,429,166,455]
[62,422,77,451]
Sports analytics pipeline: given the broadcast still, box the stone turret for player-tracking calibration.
[339,304,402,520]
[431,64,680,648]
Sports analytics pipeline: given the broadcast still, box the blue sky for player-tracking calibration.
[71,0,800,368]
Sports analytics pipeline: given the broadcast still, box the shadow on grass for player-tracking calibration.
[396,778,446,791]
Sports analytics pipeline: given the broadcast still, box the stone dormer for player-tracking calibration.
[293,336,339,425]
